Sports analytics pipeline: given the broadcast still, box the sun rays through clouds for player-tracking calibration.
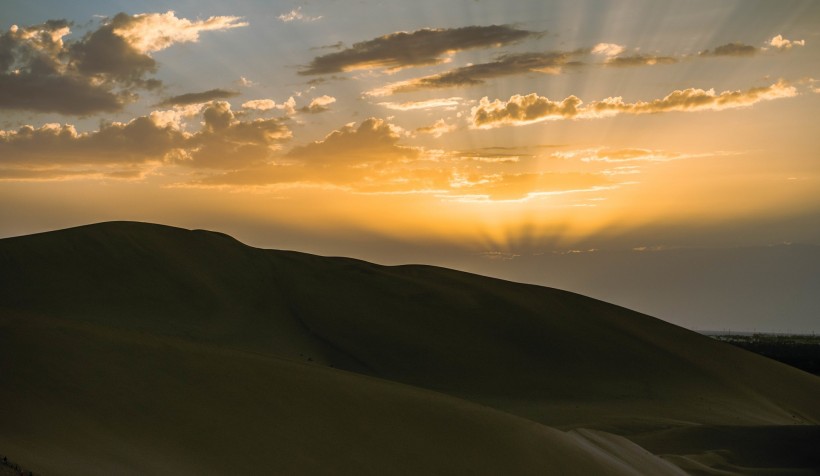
[1,0,819,252]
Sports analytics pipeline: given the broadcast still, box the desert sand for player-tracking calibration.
[1,222,818,474]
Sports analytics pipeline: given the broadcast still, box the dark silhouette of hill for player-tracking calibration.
[1,221,818,474]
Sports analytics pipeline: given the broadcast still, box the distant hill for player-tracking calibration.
[1,222,818,475]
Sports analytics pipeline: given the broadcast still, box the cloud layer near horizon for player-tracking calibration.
[0,101,291,180]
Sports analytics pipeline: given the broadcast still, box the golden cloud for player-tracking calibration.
[300,95,337,113]
[110,11,247,54]
[768,34,805,50]
[378,97,464,111]
[471,80,797,128]
[416,119,457,138]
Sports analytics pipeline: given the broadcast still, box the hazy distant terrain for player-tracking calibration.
[1,222,818,475]
[705,333,820,375]
[430,244,820,335]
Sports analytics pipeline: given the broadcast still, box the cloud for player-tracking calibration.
[591,43,625,57]
[241,97,297,114]
[367,52,573,96]
[605,54,677,67]
[0,12,246,115]
[107,11,247,53]
[237,76,255,87]
[584,80,796,116]
[768,34,805,50]
[471,93,583,127]
[287,118,417,165]
[183,101,292,168]
[242,99,277,111]
[377,97,464,111]
[300,95,336,113]
[553,147,710,164]
[0,20,131,114]
[446,172,612,201]
[157,88,239,107]
[183,116,624,201]
[189,118,426,189]
[471,80,797,128]
[299,25,537,75]
[0,116,186,167]
[278,7,322,23]
[700,42,758,57]
[416,119,457,138]
[311,41,344,51]
[0,165,158,182]
[0,102,292,180]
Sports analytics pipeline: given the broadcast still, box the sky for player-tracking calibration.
[2,0,819,332]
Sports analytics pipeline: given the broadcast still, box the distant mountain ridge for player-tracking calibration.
[1,221,818,475]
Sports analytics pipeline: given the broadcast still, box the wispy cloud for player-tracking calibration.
[157,88,239,107]
[378,97,465,111]
[416,119,457,138]
[108,11,247,53]
[366,52,573,96]
[699,42,758,57]
[604,54,678,67]
[278,7,322,23]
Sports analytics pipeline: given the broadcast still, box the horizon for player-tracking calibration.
[2,0,819,333]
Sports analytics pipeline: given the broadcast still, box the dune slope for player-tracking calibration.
[1,221,819,473]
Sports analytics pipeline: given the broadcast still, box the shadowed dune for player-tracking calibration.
[1,221,818,474]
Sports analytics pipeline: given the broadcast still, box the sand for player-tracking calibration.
[1,221,818,474]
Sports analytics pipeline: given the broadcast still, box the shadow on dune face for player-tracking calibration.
[1,221,818,475]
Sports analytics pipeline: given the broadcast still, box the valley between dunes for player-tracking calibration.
[1,222,818,475]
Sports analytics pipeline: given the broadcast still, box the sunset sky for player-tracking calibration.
[2,0,819,331]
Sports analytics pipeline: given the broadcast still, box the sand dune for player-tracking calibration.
[1,221,818,474]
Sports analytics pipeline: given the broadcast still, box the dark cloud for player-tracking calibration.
[0,12,245,115]
[605,54,678,67]
[299,25,538,75]
[700,42,758,57]
[0,73,127,115]
[369,52,574,96]
[310,41,344,51]
[158,88,240,107]
[69,13,159,87]
[0,17,156,115]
